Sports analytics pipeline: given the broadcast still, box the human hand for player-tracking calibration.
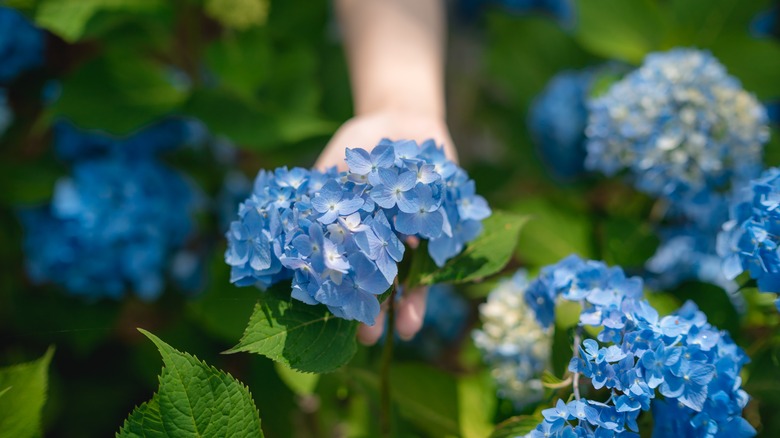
[314,109,457,345]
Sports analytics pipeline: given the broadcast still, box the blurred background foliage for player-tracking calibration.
[1,0,780,436]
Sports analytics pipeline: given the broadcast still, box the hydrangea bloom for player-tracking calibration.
[522,255,754,437]
[0,7,45,84]
[473,271,551,408]
[718,167,780,305]
[585,49,768,203]
[528,70,591,179]
[0,88,11,136]
[21,123,201,300]
[225,139,491,325]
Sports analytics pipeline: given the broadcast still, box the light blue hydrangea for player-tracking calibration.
[473,271,551,408]
[585,49,768,203]
[225,139,491,325]
[522,255,754,437]
[21,123,201,300]
[718,167,780,307]
[0,7,45,84]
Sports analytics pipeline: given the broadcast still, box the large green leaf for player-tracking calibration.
[183,89,336,149]
[35,0,164,42]
[407,210,528,287]
[513,198,594,268]
[0,347,54,438]
[52,50,187,135]
[117,330,263,438]
[490,415,543,438]
[225,291,358,373]
[573,0,665,63]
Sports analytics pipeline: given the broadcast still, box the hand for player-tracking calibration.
[314,109,457,345]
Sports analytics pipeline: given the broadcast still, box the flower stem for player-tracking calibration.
[572,327,582,401]
[380,285,397,437]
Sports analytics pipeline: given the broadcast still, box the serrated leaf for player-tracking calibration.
[274,362,319,396]
[226,292,358,373]
[117,329,263,438]
[0,347,54,438]
[407,210,528,287]
[490,415,543,438]
[35,0,164,42]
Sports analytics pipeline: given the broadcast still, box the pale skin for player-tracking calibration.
[315,0,456,345]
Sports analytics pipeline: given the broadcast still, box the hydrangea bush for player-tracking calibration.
[21,121,202,299]
[514,255,754,438]
[718,167,780,307]
[225,139,491,325]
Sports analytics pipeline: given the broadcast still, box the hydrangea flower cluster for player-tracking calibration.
[528,70,591,179]
[522,255,754,438]
[0,7,45,84]
[585,49,768,203]
[473,270,551,408]
[718,167,780,307]
[403,284,470,358]
[21,121,202,300]
[225,139,491,325]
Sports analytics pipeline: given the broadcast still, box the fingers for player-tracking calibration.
[357,307,386,345]
[395,287,428,341]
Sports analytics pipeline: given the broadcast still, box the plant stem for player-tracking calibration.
[572,327,582,401]
[379,285,397,437]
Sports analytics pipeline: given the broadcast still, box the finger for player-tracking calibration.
[357,307,387,345]
[395,287,428,341]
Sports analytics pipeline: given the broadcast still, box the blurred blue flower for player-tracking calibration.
[528,70,591,179]
[520,255,754,437]
[20,124,201,300]
[473,271,551,408]
[750,5,778,39]
[225,139,490,325]
[718,167,780,302]
[403,284,470,358]
[0,88,11,136]
[0,7,45,84]
[585,49,768,203]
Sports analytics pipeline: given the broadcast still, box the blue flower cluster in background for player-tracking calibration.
[403,284,470,358]
[0,7,45,84]
[21,120,202,300]
[585,49,768,203]
[521,255,754,438]
[473,270,551,408]
[528,70,591,179]
[225,139,491,325]
[718,167,780,308]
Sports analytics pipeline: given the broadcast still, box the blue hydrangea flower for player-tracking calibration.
[473,271,552,409]
[402,284,469,358]
[0,7,45,84]
[225,139,490,325]
[0,88,11,137]
[528,70,591,179]
[585,49,769,203]
[718,167,780,304]
[520,255,754,437]
[20,124,200,300]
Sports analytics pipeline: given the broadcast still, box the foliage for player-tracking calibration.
[0,348,53,438]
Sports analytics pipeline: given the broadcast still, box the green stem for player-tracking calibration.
[379,286,397,437]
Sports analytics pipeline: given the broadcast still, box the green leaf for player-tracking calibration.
[183,89,336,149]
[204,0,269,30]
[53,50,187,135]
[118,329,263,438]
[389,364,460,436]
[573,0,665,63]
[274,362,319,396]
[513,198,594,268]
[457,372,497,438]
[710,35,780,100]
[205,29,273,99]
[407,210,528,287]
[490,415,543,438]
[225,291,358,373]
[35,0,164,42]
[0,347,54,438]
